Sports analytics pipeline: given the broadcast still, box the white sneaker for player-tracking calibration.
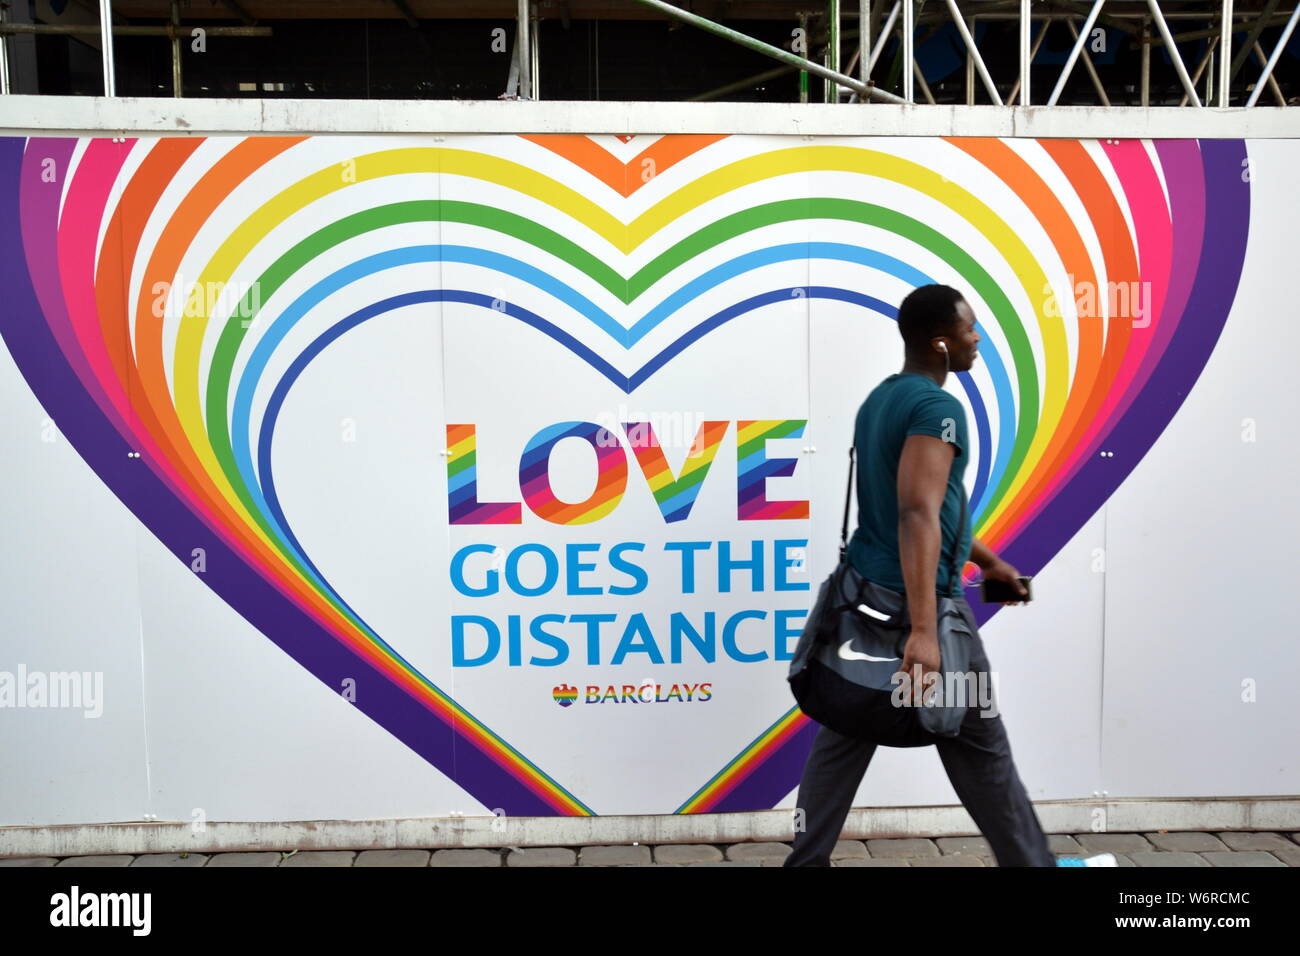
[1056,852,1118,867]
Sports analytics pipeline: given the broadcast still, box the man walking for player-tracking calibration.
[784,284,1059,868]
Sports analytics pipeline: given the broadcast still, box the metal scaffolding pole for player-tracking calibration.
[517,0,532,100]
[170,1,182,98]
[870,0,900,77]
[1246,0,1300,106]
[1180,32,1219,107]
[1046,0,1105,106]
[530,1,540,99]
[964,13,974,104]
[1019,0,1031,106]
[0,23,271,37]
[948,0,1001,104]
[1066,17,1111,105]
[632,0,904,103]
[0,4,10,96]
[860,0,871,86]
[913,55,936,103]
[100,0,116,97]
[1253,41,1288,107]
[1008,17,1051,105]
[1219,0,1233,107]
[688,63,793,101]
[850,0,899,102]
[1146,0,1201,106]
[827,0,840,103]
[903,0,914,102]
[1141,17,1151,106]
[1229,0,1281,88]
[799,11,810,103]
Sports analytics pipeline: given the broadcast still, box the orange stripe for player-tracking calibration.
[989,140,1141,545]
[520,134,729,197]
[534,461,629,524]
[95,139,205,432]
[100,137,396,673]
[946,138,1102,545]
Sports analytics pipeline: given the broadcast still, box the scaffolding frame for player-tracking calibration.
[0,0,1294,105]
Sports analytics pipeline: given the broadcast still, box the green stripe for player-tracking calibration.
[447,448,477,478]
[737,419,804,460]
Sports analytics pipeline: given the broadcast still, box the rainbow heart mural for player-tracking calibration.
[0,132,1248,817]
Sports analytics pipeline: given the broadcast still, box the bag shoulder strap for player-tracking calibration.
[838,446,855,562]
[948,484,968,594]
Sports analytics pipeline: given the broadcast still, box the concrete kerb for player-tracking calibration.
[3,797,1299,859]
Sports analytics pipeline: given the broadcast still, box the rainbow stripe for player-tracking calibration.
[623,420,728,523]
[448,424,523,525]
[738,420,811,521]
[520,421,629,525]
[0,131,1249,816]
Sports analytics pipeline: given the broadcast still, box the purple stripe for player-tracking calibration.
[0,136,567,817]
[704,139,1250,812]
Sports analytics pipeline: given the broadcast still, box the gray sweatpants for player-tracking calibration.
[783,594,1056,867]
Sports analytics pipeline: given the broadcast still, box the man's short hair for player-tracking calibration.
[898,284,965,353]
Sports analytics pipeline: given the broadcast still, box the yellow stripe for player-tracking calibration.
[174,144,1064,536]
[682,709,804,812]
[449,432,476,458]
[172,148,620,545]
[632,146,1065,521]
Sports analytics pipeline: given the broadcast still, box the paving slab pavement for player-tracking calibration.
[3,833,1296,867]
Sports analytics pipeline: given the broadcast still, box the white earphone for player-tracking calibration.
[936,341,948,352]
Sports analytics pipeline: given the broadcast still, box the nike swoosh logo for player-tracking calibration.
[838,640,899,663]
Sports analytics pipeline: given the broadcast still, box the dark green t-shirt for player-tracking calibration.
[846,372,972,597]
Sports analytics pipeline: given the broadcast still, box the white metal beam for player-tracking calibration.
[1147,0,1201,106]
[517,0,532,99]
[869,0,900,77]
[903,0,913,103]
[1066,18,1111,107]
[1253,41,1288,108]
[4,97,1300,139]
[99,0,116,97]
[860,0,871,85]
[1046,0,1105,107]
[1246,1,1300,107]
[1019,0,1031,107]
[0,4,10,96]
[946,0,1001,105]
[1219,0,1233,107]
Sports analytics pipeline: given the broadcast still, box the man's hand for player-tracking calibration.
[983,558,1028,606]
[897,628,941,706]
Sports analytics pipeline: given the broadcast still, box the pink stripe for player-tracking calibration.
[462,502,521,524]
[1092,141,1172,427]
[1002,143,1199,546]
[57,139,139,434]
[25,141,364,653]
[594,448,625,476]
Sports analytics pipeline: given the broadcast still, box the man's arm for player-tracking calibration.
[895,433,953,694]
[969,536,1029,604]
[969,537,997,570]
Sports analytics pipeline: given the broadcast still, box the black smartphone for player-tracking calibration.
[979,576,1033,603]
